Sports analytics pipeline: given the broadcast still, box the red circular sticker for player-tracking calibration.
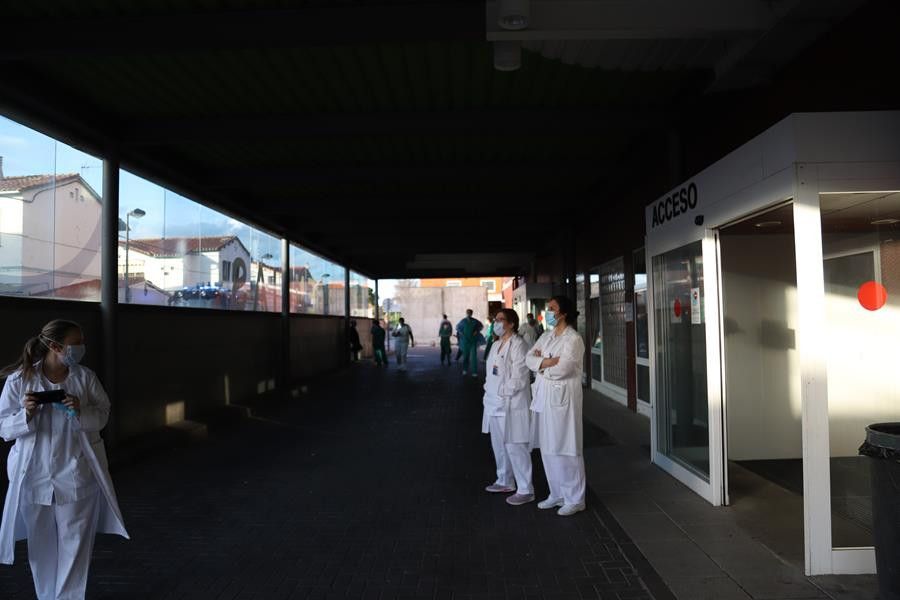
[673,298,682,317]
[858,281,888,311]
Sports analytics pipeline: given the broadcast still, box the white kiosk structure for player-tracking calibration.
[645,111,900,576]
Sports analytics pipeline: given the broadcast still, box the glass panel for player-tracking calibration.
[589,281,602,384]
[820,191,900,548]
[119,170,282,311]
[653,241,709,478]
[0,116,103,301]
[349,270,374,318]
[635,289,649,360]
[600,258,627,389]
[719,205,802,518]
[576,273,586,338]
[637,364,650,404]
[289,244,346,316]
[633,247,648,290]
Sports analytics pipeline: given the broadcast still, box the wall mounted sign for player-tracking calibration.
[651,182,698,229]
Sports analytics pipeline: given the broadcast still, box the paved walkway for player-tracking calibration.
[582,392,880,600]
[1,347,664,599]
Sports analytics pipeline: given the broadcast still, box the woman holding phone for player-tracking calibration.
[0,319,128,600]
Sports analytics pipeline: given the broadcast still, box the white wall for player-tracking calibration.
[392,286,487,345]
[722,232,802,461]
[823,236,900,456]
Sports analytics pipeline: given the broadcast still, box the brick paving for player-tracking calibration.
[1,347,663,599]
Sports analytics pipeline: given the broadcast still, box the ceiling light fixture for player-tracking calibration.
[754,221,782,228]
[870,218,900,225]
[494,41,521,71]
[498,0,530,30]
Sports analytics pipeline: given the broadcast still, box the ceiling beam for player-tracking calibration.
[119,110,670,146]
[486,0,776,42]
[0,4,484,61]
[197,164,601,188]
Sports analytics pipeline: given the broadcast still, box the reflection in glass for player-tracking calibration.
[118,170,282,311]
[290,245,346,316]
[349,271,374,318]
[600,258,627,389]
[0,116,103,301]
[653,241,709,478]
[821,191,900,548]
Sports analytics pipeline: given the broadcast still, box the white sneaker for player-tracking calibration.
[557,503,586,517]
[537,497,564,510]
[485,483,515,493]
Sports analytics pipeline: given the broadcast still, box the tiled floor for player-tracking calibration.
[1,348,661,599]
[581,392,881,600]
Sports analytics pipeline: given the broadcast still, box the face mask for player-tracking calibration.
[493,322,505,336]
[61,345,86,367]
[545,311,558,328]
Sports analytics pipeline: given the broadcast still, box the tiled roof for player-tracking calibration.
[119,236,239,258]
[0,173,80,192]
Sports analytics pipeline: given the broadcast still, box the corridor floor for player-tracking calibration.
[0,347,661,600]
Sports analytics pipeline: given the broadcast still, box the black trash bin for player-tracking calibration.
[859,423,900,600]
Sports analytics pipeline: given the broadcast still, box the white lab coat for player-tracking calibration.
[525,327,585,456]
[0,363,129,565]
[518,323,538,348]
[481,335,531,443]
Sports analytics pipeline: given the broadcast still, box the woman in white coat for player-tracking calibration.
[0,319,129,600]
[481,309,534,506]
[526,295,587,516]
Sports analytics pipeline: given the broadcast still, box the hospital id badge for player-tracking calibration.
[492,364,499,376]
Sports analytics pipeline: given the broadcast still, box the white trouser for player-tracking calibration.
[395,342,409,364]
[20,491,101,600]
[541,453,586,506]
[489,415,533,494]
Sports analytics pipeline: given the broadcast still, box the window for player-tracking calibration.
[289,244,346,316]
[480,279,496,292]
[349,270,374,317]
[0,115,104,301]
[119,170,283,312]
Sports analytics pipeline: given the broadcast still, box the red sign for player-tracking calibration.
[673,298,682,318]
[858,281,888,311]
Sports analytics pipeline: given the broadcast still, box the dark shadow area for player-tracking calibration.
[1,347,663,599]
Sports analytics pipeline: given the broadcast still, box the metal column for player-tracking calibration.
[100,155,119,447]
[281,238,291,399]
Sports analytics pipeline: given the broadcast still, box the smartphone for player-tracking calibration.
[28,389,67,404]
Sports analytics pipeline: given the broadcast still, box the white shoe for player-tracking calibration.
[537,497,564,510]
[557,503,585,517]
[485,483,515,493]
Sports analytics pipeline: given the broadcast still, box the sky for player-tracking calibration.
[1,116,373,284]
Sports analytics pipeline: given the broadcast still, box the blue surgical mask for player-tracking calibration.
[62,345,86,367]
[493,322,505,336]
[545,311,557,328]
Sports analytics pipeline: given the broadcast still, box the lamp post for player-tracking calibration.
[124,208,146,303]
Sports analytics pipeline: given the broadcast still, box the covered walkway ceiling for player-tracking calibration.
[0,0,877,278]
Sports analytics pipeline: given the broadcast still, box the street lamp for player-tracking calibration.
[320,273,331,315]
[124,208,146,303]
